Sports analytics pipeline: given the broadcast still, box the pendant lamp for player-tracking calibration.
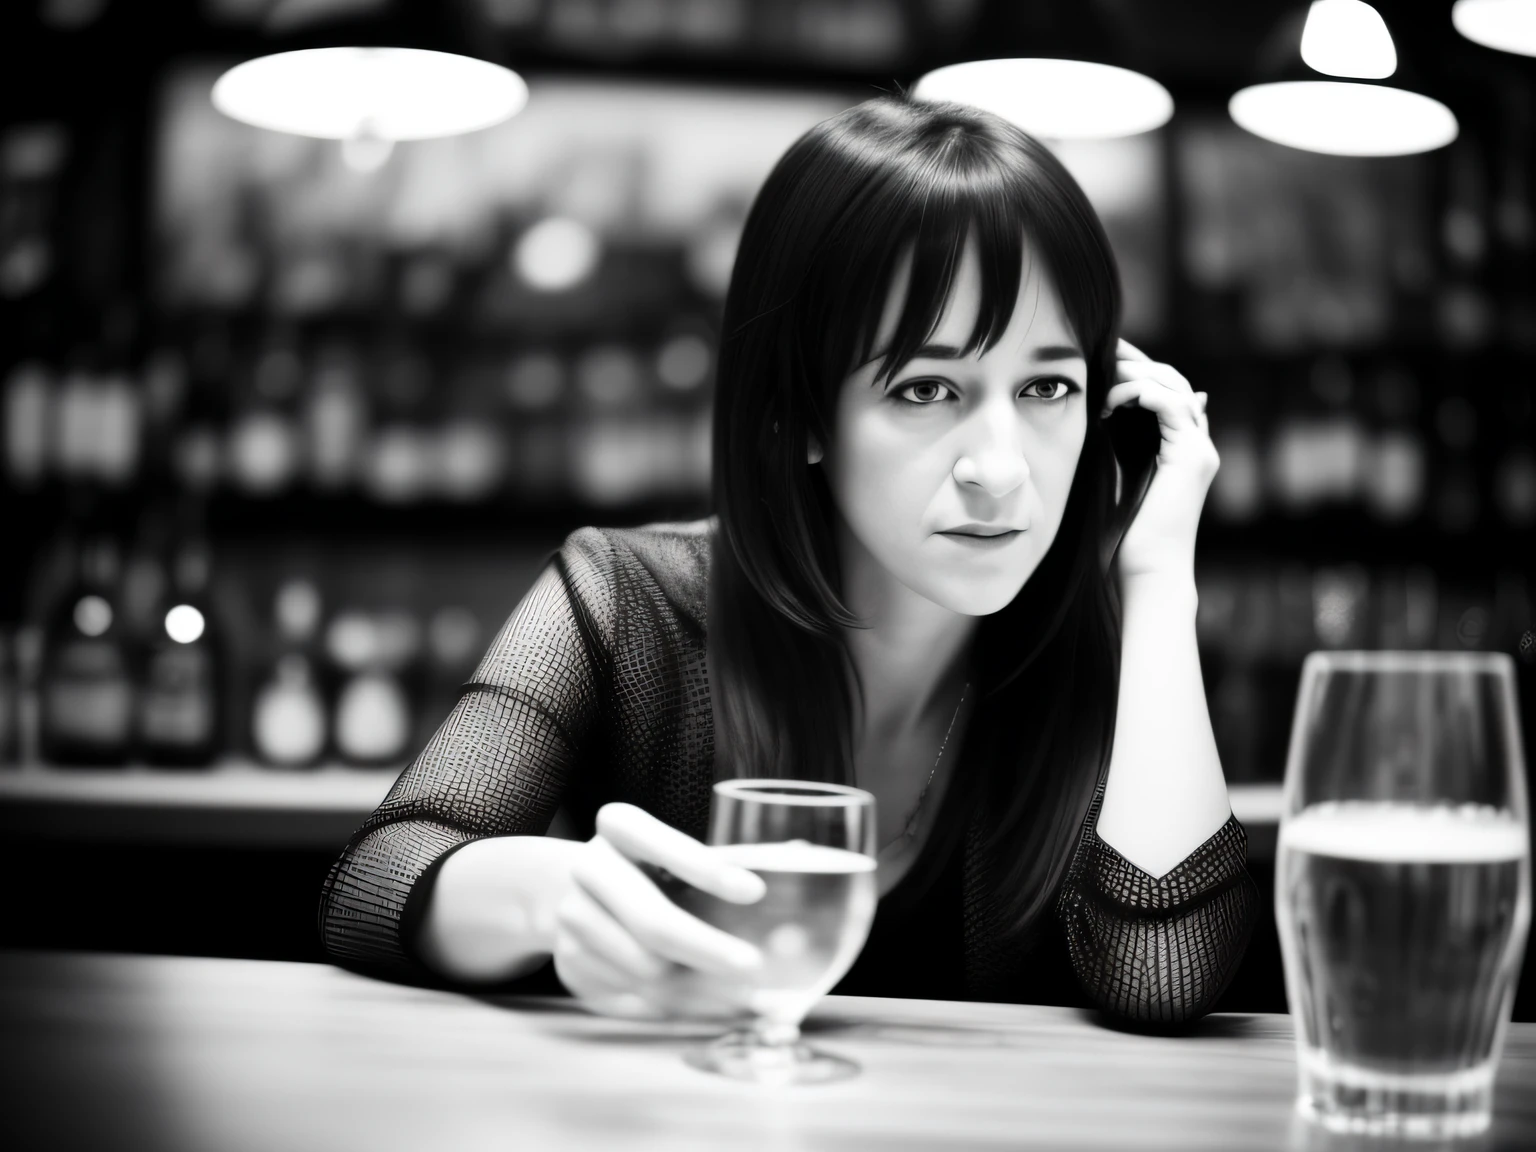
[1452,0,1536,56]
[1229,1,1457,156]
[911,1,1172,139]
[211,0,528,156]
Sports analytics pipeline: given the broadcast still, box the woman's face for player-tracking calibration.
[820,232,1089,617]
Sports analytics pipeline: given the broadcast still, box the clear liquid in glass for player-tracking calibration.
[666,839,877,1028]
[1277,800,1531,1137]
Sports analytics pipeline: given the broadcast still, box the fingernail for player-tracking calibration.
[1099,408,1111,419]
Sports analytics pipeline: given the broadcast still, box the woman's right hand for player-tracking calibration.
[552,802,767,1020]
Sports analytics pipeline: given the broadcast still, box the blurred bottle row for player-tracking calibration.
[1196,562,1533,784]
[10,341,1535,534]
[0,518,1529,775]
[0,523,491,771]
[1204,357,1535,533]
[2,323,716,508]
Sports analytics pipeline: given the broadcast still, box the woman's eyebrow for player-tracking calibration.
[906,342,1085,363]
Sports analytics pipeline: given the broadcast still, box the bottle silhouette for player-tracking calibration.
[251,579,329,769]
[329,608,419,768]
[38,536,135,765]
[137,539,224,766]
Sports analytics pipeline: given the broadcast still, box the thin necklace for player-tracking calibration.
[877,680,970,853]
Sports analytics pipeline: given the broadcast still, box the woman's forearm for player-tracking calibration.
[1094,573,1233,879]
[416,835,585,985]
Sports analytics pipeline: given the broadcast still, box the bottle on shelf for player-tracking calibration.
[3,360,52,489]
[227,329,304,497]
[172,322,233,494]
[305,337,368,494]
[1362,364,1426,524]
[328,608,420,769]
[250,579,329,769]
[360,343,434,505]
[37,534,135,766]
[136,537,225,767]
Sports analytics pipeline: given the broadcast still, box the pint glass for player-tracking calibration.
[1276,651,1531,1138]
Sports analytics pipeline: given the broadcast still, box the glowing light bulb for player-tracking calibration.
[340,122,395,174]
[165,605,206,645]
[1301,0,1398,78]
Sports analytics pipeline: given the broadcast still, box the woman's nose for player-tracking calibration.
[951,409,1029,497]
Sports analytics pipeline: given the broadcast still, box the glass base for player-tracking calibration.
[684,1028,860,1085]
[1297,1053,1495,1140]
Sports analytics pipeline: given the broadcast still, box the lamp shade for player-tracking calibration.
[913,58,1173,140]
[1230,81,1457,156]
[211,0,527,141]
[1452,0,1536,56]
[1230,3,1457,156]
[213,47,527,140]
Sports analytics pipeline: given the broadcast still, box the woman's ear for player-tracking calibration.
[808,436,824,465]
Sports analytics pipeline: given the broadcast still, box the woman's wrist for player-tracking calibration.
[1118,568,1198,613]
[415,834,583,985]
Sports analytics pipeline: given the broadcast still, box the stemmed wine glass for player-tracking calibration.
[664,779,878,1085]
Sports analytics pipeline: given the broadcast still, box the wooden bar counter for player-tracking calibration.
[2,950,1531,1152]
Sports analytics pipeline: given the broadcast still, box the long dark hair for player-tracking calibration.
[706,93,1157,945]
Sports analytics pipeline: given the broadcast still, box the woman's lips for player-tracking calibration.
[938,529,1025,547]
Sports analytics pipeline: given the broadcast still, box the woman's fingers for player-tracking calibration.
[556,883,674,984]
[648,967,754,1022]
[553,899,752,1023]
[1114,342,1194,395]
[573,835,763,976]
[1102,378,1205,428]
[1116,337,1152,362]
[553,926,637,994]
[554,949,667,1020]
[597,803,765,905]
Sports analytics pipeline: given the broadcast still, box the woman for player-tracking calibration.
[319,94,1260,1028]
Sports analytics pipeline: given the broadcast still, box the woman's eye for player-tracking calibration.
[892,380,952,405]
[1026,378,1075,401]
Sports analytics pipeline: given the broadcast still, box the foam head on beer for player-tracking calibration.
[1281,800,1528,863]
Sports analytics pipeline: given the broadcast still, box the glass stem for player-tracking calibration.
[752,1019,800,1048]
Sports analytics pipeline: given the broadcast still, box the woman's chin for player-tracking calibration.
[920,574,1034,617]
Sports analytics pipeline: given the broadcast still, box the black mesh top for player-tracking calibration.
[319,518,1260,1026]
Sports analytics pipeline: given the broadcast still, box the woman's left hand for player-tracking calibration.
[1102,339,1219,583]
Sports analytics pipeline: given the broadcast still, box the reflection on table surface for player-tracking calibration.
[2,950,1532,1152]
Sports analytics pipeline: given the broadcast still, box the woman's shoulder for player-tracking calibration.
[559,516,714,635]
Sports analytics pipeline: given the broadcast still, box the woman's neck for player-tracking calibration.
[836,528,978,741]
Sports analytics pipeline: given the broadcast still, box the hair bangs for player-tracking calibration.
[854,182,1056,396]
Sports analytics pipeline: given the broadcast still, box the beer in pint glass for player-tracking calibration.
[1276,651,1531,1138]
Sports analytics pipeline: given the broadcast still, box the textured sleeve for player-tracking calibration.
[316,527,616,979]
[1056,773,1261,1027]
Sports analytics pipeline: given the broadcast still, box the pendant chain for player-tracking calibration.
[879,680,970,852]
